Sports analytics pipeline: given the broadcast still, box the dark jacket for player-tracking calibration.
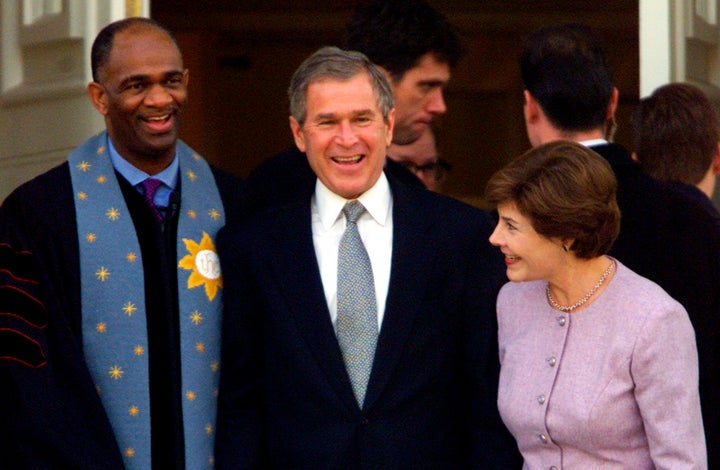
[215,170,520,469]
[593,143,720,465]
[0,161,243,469]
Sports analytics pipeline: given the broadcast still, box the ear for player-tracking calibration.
[183,68,190,87]
[558,238,575,252]
[87,81,109,116]
[606,87,619,119]
[713,143,720,175]
[385,108,395,147]
[524,90,540,123]
[631,151,639,163]
[289,116,306,152]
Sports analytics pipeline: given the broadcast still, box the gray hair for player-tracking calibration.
[288,46,395,126]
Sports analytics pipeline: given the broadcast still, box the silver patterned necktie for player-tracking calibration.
[336,200,378,407]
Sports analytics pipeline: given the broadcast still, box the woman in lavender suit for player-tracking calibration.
[485,140,706,469]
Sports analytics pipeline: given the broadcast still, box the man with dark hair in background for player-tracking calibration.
[632,82,720,202]
[520,23,720,465]
[344,0,463,146]
[243,0,464,211]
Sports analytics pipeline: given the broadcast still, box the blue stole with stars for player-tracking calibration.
[69,131,224,469]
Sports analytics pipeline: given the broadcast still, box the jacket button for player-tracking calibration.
[556,316,566,326]
[547,356,557,367]
[538,433,548,444]
[537,394,546,405]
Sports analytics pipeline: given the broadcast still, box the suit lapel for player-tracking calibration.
[269,199,358,412]
[363,181,439,410]
[266,178,444,413]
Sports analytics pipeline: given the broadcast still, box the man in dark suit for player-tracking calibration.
[215,46,519,469]
[519,23,720,465]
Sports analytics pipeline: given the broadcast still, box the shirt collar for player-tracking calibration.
[315,172,392,230]
[579,138,608,148]
[107,136,179,189]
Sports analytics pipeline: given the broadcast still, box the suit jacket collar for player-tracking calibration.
[268,173,440,413]
[587,142,635,168]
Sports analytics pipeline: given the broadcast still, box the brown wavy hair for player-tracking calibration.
[485,140,620,259]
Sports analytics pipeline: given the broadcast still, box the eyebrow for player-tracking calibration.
[418,79,447,87]
[312,108,376,121]
[117,70,184,88]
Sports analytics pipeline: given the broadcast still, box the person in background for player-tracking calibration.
[387,125,450,191]
[0,17,243,469]
[343,0,463,146]
[487,139,706,469]
[214,46,519,469]
[520,23,720,464]
[242,0,464,212]
[632,82,720,201]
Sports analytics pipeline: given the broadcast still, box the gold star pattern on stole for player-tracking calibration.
[95,267,110,282]
[109,365,124,380]
[123,302,137,316]
[105,207,120,221]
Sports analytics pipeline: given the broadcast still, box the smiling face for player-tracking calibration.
[88,25,188,174]
[290,72,394,199]
[389,53,449,145]
[489,201,564,283]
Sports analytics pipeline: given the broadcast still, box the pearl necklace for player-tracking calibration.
[546,260,615,312]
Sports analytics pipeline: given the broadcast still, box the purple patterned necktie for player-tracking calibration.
[140,178,164,221]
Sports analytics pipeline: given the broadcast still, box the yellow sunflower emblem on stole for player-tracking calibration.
[178,231,222,301]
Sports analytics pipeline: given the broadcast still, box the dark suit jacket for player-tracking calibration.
[215,172,520,469]
[592,143,720,465]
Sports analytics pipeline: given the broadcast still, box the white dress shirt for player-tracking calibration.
[311,174,393,332]
[107,137,179,208]
[579,138,608,148]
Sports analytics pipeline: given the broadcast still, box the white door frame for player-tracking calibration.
[640,0,720,96]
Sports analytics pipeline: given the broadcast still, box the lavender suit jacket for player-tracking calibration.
[497,260,706,469]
